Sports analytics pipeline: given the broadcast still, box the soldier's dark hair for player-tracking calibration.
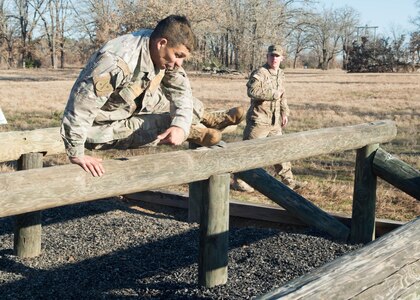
[151,15,196,52]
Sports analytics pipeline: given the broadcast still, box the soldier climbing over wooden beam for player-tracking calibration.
[61,15,245,177]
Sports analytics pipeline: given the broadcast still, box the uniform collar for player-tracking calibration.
[264,63,279,75]
[138,33,161,80]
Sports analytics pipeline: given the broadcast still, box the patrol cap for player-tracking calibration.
[267,45,283,56]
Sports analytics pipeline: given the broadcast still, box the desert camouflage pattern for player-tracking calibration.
[61,29,202,157]
[244,63,290,130]
[243,63,293,182]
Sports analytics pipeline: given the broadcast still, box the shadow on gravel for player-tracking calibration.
[0,200,282,299]
[0,198,175,236]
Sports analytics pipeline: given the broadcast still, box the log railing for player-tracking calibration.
[2,119,419,289]
[0,120,397,217]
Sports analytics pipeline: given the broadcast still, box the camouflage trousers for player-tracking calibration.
[85,93,204,151]
[243,120,294,183]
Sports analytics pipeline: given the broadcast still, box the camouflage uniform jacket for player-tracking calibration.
[246,63,290,126]
[61,29,193,158]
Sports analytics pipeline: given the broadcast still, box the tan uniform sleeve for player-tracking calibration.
[161,67,193,137]
[246,68,277,101]
[60,51,126,158]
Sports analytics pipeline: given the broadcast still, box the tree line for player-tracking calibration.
[1,0,419,72]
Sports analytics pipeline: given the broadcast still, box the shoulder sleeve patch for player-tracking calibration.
[93,73,113,97]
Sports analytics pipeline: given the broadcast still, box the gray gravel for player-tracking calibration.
[0,198,360,299]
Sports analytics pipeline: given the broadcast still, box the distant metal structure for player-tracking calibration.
[356,25,379,43]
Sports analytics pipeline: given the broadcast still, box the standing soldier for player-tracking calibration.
[61,15,244,177]
[233,45,304,190]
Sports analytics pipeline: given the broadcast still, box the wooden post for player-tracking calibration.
[350,144,379,244]
[373,147,420,200]
[198,173,230,287]
[188,142,203,223]
[14,152,43,257]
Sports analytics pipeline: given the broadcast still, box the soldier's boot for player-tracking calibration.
[201,106,245,131]
[187,125,222,147]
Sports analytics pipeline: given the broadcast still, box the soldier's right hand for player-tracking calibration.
[273,90,283,100]
[69,155,105,177]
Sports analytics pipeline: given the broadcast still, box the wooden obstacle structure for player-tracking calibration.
[0,120,419,295]
[257,217,420,299]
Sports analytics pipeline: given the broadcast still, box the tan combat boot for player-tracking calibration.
[187,125,222,147]
[201,106,245,130]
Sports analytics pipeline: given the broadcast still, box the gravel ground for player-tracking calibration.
[0,198,361,299]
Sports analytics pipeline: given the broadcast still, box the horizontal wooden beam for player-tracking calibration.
[0,121,397,218]
[257,217,420,299]
[123,190,404,237]
[373,147,420,200]
[0,127,63,162]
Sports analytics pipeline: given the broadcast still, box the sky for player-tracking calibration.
[317,0,418,35]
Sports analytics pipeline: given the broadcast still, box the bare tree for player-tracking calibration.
[9,0,44,67]
[0,0,15,66]
[308,6,359,70]
[37,0,70,68]
[71,0,118,48]
[411,0,420,29]
[287,19,314,68]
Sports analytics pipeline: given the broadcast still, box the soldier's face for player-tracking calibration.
[267,53,283,70]
[154,39,190,70]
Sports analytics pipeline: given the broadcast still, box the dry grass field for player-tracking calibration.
[0,68,419,221]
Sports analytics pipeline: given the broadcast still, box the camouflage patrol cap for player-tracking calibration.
[267,45,283,56]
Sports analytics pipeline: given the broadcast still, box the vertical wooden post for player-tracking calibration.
[188,142,202,223]
[198,173,230,287]
[350,144,379,244]
[14,152,43,257]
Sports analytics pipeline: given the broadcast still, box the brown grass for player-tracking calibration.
[0,68,419,221]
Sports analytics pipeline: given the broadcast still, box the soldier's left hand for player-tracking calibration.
[281,115,288,127]
[157,126,185,145]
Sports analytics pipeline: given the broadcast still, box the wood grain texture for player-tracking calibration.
[257,217,420,300]
[13,153,43,257]
[373,147,420,200]
[351,144,379,244]
[0,120,397,218]
[188,142,203,223]
[198,174,230,287]
[0,127,63,162]
[236,168,350,241]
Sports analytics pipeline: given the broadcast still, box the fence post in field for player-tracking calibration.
[198,173,230,288]
[14,152,43,257]
[351,144,379,244]
[188,142,203,223]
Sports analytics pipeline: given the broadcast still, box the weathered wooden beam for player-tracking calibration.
[0,121,397,218]
[14,153,43,258]
[198,174,230,287]
[124,190,404,237]
[373,147,420,200]
[351,144,379,244]
[257,217,420,300]
[0,127,63,162]
[236,169,349,241]
[188,142,203,223]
